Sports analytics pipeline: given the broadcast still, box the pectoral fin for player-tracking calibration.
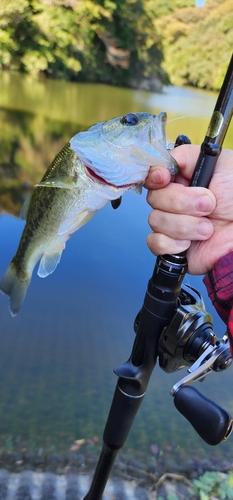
[58,210,94,236]
[35,177,77,189]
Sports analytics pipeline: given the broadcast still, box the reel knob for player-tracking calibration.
[173,385,233,445]
[174,134,192,147]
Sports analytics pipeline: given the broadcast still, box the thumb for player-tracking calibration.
[144,166,171,189]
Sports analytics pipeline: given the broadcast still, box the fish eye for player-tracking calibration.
[120,113,139,126]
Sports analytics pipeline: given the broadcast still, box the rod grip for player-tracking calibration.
[190,145,221,187]
[174,386,232,445]
[103,384,144,450]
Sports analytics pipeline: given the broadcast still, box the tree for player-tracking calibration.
[157,0,233,90]
[0,0,111,79]
[0,0,231,90]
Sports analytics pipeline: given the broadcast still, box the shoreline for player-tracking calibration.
[0,451,232,499]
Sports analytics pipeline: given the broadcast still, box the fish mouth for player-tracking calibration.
[85,165,133,189]
[149,112,179,174]
[149,111,167,146]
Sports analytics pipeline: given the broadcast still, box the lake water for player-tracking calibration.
[0,72,233,466]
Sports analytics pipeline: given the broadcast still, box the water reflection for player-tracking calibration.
[0,73,233,464]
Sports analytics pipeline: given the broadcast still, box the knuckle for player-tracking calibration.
[172,192,190,213]
[146,190,155,207]
[151,234,167,255]
[146,233,158,255]
[148,210,158,230]
[176,222,188,237]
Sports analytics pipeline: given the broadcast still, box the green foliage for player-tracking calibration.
[94,0,168,86]
[147,0,195,19]
[0,0,167,86]
[158,493,179,500]
[0,0,231,90]
[167,494,179,500]
[0,0,110,79]
[157,0,233,90]
[192,471,233,500]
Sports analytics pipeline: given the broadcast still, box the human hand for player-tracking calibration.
[144,145,233,275]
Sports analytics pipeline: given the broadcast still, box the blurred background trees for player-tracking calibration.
[0,0,232,91]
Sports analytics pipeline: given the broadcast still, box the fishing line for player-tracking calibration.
[166,112,211,124]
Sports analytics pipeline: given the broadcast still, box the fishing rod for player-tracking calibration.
[83,53,233,500]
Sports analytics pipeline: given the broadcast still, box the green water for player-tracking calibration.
[0,72,233,465]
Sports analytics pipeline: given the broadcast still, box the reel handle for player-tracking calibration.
[173,385,233,445]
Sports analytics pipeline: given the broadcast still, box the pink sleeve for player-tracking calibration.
[203,252,233,356]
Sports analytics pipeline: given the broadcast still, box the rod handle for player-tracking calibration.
[190,143,221,187]
[103,384,144,450]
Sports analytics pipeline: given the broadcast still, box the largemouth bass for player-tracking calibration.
[0,112,178,316]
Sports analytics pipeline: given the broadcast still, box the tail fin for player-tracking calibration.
[0,263,30,316]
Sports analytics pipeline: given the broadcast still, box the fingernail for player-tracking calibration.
[196,195,214,212]
[198,220,212,236]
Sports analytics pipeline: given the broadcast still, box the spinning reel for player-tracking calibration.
[134,253,233,446]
